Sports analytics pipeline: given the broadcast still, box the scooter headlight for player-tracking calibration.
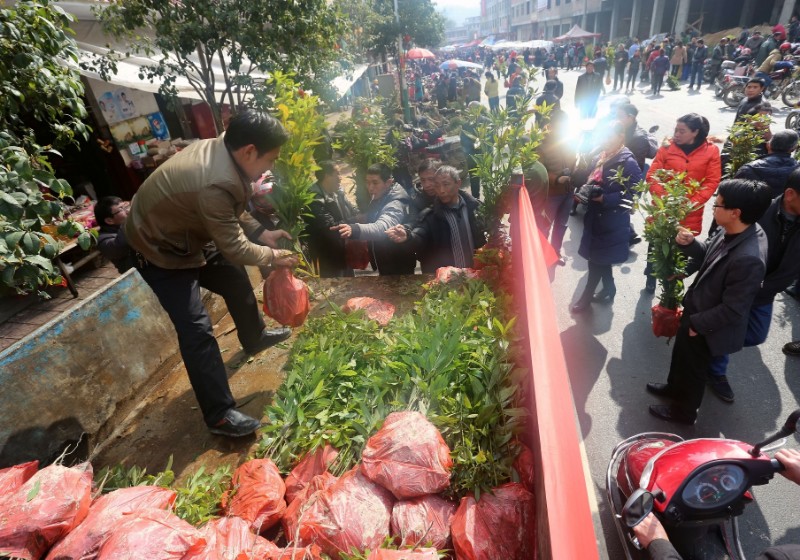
[681,464,746,510]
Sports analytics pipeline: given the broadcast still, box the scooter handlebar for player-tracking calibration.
[771,458,786,472]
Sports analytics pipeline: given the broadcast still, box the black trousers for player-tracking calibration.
[138,254,265,426]
[666,314,712,415]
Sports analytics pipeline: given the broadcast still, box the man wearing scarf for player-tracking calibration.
[386,165,486,273]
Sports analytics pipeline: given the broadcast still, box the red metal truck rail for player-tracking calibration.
[513,187,600,559]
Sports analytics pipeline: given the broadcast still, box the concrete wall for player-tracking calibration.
[0,270,178,467]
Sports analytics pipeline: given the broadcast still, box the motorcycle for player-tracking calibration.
[786,108,800,131]
[607,409,800,560]
[722,65,795,107]
[713,60,749,97]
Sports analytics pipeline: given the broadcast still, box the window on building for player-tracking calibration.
[547,0,551,8]
[526,1,530,14]
[555,0,560,5]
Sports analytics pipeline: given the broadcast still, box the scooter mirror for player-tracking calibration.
[648,125,660,134]
[621,488,654,528]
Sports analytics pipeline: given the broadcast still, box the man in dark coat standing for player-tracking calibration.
[735,130,800,198]
[706,168,800,402]
[734,78,766,124]
[645,179,773,424]
[305,161,358,277]
[575,61,603,119]
[386,165,486,273]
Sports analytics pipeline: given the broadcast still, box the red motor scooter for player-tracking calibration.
[607,410,800,559]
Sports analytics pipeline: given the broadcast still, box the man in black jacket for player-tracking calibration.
[645,179,772,424]
[386,165,486,273]
[331,163,415,275]
[734,78,766,124]
[687,38,707,90]
[575,62,603,119]
[305,161,358,277]
[616,103,654,172]
[735,130,800,198]
[705,169,800,401]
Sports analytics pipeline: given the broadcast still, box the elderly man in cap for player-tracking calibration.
[708,37,730,84]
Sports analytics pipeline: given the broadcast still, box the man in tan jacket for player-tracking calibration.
[125,111,297,437]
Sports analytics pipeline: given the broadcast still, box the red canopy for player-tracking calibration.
[552,25,601,43]
[406,48,435,59]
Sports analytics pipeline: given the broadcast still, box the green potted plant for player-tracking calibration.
[634,170,699,339]
[332,100,396,210]
[722,113,772,178]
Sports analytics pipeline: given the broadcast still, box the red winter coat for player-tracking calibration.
[646,140,721,234]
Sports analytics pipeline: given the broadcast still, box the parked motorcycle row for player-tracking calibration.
[711,45,800,109]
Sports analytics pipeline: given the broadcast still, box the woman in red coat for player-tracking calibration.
[644,113,721,290]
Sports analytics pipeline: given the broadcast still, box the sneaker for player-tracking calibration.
[243,327,292,355]
[784,283,799,299]
[708,375,735,403]
[783,341,800,356]
[629,234,642,246]
[208,408,261,437]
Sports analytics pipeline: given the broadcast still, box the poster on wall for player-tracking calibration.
[147,112,171,140]
[109,121,135,145]
[97,91,122,123]
[88,80,160,126]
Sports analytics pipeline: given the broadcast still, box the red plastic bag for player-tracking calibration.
[652,304,682,338]
[433,267,479,284]
[263,268,310,328]
[450,482,535,560]
[263,544,323,559]
[297,468,394,559]
[512,444,536,494]
[198,516,282,560]
[285,445,339,504]
[96,508,207,560]
[0,460,38,495]
[0,463,93,560]
[342,297,396,326]
[345,240,370,270]
[47,485,176,560]
[282,472,338,546]
[367,548,439,560]
[361,411,452,499]
[223,459,287,534]
[390,494,457,549]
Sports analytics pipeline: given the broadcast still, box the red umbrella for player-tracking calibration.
[406,48,435,59]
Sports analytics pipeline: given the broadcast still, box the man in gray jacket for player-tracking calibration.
[125,111,298,438]
[645,179,772,424]
[331,163,415,275]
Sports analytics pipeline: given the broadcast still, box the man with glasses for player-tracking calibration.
[645,179,772,424]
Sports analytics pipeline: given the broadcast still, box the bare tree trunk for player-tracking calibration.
[196,43,224,134]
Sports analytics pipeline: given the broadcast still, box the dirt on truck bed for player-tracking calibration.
[90,274,430,482]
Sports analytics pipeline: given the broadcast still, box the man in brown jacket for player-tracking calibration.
[125,111,297,437]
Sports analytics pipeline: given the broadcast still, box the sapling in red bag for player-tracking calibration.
[345,240,370,270]
[263,267,310,328]
[652,304,682,338]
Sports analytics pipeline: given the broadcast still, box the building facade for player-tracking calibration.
[473,0,799,43]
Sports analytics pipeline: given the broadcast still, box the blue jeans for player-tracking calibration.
[689,61,704,88]
[708,303,773,377]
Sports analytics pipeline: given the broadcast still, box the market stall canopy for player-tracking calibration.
[552,25,601,43]
[439,45,458,52]
[406,47,436,59]
[479,35,497,47]
[462,39,482,47]
[439,59,483,71]
[330,63,370,98]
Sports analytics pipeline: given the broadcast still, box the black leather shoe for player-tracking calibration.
[649,404,697,425]
[208,408,261,437]
[592,288,616,303]
[708,376,735,403]
[570,298,592,314]
[243,327,291,355]
[645,276,656,293]
[646,382,677,398]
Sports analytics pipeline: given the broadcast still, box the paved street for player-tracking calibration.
[516,67,800,558]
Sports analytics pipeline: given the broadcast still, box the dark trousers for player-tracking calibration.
[488,96,500,113]
[577,261,614,302]
[138,254,265,426]
[652,72,665,95]
[666,314,712,415]
[614,66,625,89]
[689,61,704,88]
[544,193,572,255]
[627,68,639,90]
[708,303,772,376]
